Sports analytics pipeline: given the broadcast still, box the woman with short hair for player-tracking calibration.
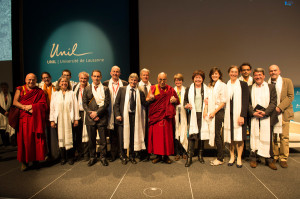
[173,73,188,161]
[184,70,208,167]
[224,66,249,168]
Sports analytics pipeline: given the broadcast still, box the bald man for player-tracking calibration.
[268,65,294,168]
[103,66,128,161]
[147,72,179,164]
[12,73,48,171]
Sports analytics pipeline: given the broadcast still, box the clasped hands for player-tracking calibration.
[89,111,100,121]
[253,110,266,118]
[22,105,33,113]
[51,120,78,128]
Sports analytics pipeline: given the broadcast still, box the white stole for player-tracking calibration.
[123,86,146,151]
[108,78,123,130]
[55,90,78,150]
[268,75,282,134]
[174,86,188,151]
[187,83,209,141]
[138,80,151,139]
[250,82,271,158]
[0,91,12,129]
[239,76,253,86]
[224,80,242,143]
[73,83,89,142]
[206,80,223,146]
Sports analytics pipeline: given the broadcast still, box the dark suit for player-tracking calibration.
[249,83,278,160]
[72,83,89,159]
[102,79,128,159]
[113,86,146,158]
[82,84,110,159]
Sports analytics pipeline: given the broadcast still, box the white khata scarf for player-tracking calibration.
[0,91,12,129]
[174,86,188,151]
[250,82,271,158]
[187,83,209,141]
[268,75,282,134]
[108,78,123,130]
[224,80,242,143]
[239,76,253,86]
[56,91,74,150]
[73,83,90,142]
[123,86,145,151]
[0,91,15,136]
[206,80,223,146]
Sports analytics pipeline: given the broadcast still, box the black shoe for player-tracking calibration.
[130,158,137,164]
[61,159,67,165]
[142,154,150,162]
[32,161,41,170]
[236,164,243,168]
[100,158,109,166]
[87,158,97,167]
[185,157,192,167]
[120,156,128,165]
[227,161,235,166]
[109,156,116,162]
[68,159,74,165]
[83,156,89,162]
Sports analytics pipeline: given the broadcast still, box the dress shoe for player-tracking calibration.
[130,158,138,164]
[87,158,97,167]
[267,162,277,170]
[174,155,180,161]
[185,157,192,167]
[68,159,74,165]
[163,156,172,164]
[198,152,205,164]
[152,156,162,164]
[32,161,41,170]
[100,158,109,166]
[210,159,224,166]
[61,159,67,165]
[280,161,288,168]
[227,161,235,166]
[273,159,278,164]
[120,157,128,165]
[83,156,90,162]
[250,161,257,168]
[142,154,150,162]
[109,156,116,162]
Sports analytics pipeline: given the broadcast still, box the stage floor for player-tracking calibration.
[0,146,299,199]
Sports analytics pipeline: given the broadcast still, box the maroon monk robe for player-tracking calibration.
[16,85,48,163]
[148,84,179,155]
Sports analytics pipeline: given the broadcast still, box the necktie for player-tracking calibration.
[144,84,148,96]
[94,85,98,90]
[130,88,136,112]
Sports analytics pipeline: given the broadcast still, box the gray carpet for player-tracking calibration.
[0,146,299,199]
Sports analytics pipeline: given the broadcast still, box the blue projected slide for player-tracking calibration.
[0,0,12,61]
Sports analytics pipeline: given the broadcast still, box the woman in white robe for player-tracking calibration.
[50,77,80,165]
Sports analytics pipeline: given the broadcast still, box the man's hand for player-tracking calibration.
[185,103,192,110]
[51,121,56,128]
[146,93,155,102]
[170,96,177,104]
[73,120,79,127]
[4,111,9,117]
[204,97,208,105]
[116,116,122,121]
[276,107,281,114]
[93,117,100,121]
[253,111,263,118]
[238,116,244,126]
[89,111,97,119]
[24,105,32,112]
[203,112,207,119]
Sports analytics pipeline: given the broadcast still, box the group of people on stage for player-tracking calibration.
[2,63,294,171]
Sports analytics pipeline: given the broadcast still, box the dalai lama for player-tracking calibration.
[146,72,179,164]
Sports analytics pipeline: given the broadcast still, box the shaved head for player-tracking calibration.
[157,72,167,88]
[25,73,37,89]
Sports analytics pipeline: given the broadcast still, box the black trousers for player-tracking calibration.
[117,113,135,158]
[86,125,107,159]
[72,111,84,156]
[47,126,60,160]
[0,129,10,146]
[109,124,119,159]
[215,109,224,161]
